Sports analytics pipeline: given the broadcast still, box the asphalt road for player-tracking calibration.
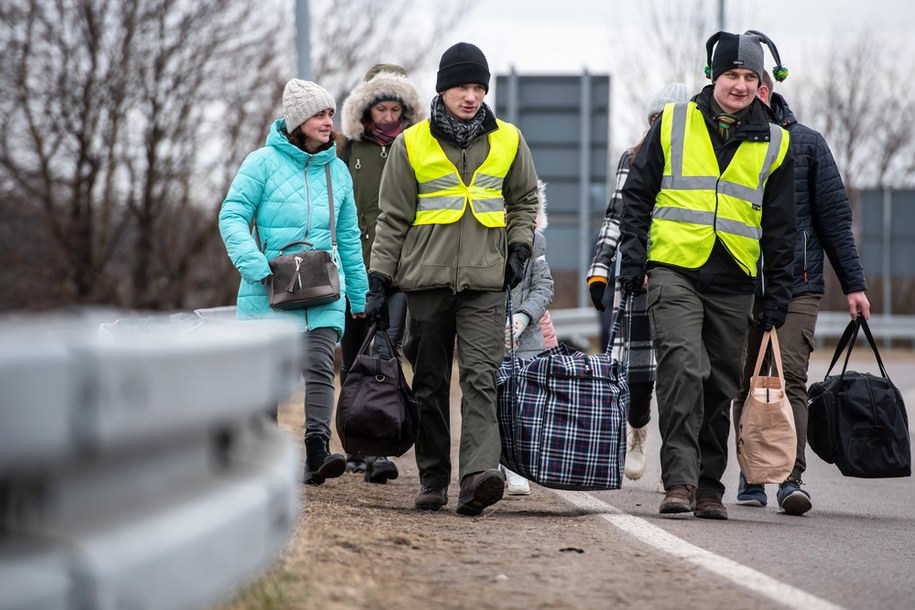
[583,349,915,609]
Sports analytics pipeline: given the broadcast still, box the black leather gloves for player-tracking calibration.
[504,242,531,290]
[758,309,786,332]
[364,273,391,321]
[619,274,645,297]
[588,278,608,311]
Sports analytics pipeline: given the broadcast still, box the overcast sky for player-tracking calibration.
[404,0,914,149]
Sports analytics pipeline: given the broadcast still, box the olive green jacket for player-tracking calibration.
[370,114,539,293]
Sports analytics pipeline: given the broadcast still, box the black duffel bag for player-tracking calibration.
[336,322,419,457]
[807,316,911,478]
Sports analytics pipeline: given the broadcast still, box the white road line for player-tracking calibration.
[555,490,845,610]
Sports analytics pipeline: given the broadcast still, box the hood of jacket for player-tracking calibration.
[269,119,338,167]
[535,179,549,233]
[767,92,798,130]
[340,72,426,141]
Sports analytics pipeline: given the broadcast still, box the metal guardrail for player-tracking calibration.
[0,311,302,610]
[549,307,915,349]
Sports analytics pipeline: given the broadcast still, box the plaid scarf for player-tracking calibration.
[430,95,489,149]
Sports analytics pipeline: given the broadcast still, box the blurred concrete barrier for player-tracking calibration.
[0,311,302,610]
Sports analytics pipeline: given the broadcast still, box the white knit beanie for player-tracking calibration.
[283,79,336,134]
[646,82,689,122]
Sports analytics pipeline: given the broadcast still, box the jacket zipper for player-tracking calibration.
[454,148,468,293]
[803,230,809,284]
[711,139,753,277]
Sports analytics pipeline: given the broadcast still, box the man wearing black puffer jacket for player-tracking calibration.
[733,50,870,516]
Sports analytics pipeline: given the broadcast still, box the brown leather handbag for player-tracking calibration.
[264,164,341,310]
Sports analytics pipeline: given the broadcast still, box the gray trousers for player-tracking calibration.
[648,268,753,500]
[734,294,820,481]
[406,288,506,489]
[302,327,338,442]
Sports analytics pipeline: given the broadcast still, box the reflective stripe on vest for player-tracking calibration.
[403,118,520,227]
[648,101,790,276]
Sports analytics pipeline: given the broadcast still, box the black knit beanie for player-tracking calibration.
[435,42,490,93]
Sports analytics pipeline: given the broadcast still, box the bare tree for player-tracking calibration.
[0,0,288,310]
[0,0,466,312]
[309,0,469,102]
[802,32,915,198]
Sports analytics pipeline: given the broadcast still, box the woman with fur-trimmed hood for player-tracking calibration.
[336,64,425,483]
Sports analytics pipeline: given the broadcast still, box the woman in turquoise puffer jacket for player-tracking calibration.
[219,79,368,486]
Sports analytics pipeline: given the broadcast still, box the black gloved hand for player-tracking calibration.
[588,279,607,311]
[364,273,391,321]
[504,242,532,290]
[619,274,645,297]
[758,309,785,332]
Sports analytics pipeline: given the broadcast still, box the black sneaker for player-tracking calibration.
[364,456,399,484]
[456,469,505,516]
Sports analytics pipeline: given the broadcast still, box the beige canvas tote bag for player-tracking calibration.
[735,329,797,484]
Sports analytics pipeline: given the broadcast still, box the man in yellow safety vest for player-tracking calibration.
[618,30,797,520]
[366,42,540,516]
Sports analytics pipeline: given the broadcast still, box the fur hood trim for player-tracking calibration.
[535,179,549,232]
[340,72,426,141]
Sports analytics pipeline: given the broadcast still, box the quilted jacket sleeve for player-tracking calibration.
[809,134,867,294]
[219,150,272,284]
[333,159,369,313]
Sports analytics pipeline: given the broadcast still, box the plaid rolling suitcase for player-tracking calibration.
[496,294,630,490]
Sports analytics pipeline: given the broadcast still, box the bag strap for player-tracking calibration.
[751,329,785,387]
[325,164,338,259]
[606,292,632,373]
[824,318,859,377]
[846,316,891,380]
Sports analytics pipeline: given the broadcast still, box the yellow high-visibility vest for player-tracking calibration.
[648,101,790,276]
[403,118,519,227]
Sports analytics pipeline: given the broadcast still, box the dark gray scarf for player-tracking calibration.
[430,95,489,149]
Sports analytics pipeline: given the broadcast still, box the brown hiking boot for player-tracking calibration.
[659,484,697,514]
[456,469,505,516]
[695,495,729,520]
[414,486,448,511]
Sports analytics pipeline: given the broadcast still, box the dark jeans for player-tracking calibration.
[735,294,820,480]
[407,288,505,489]
[648,268,753,500]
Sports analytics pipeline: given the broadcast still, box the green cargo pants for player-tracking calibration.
[648,268,754,500]
[406,288,506,490]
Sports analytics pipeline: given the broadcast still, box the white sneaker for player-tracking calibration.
[656,464,666,493]
[503,467,531,495]
[624,425,648,480]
